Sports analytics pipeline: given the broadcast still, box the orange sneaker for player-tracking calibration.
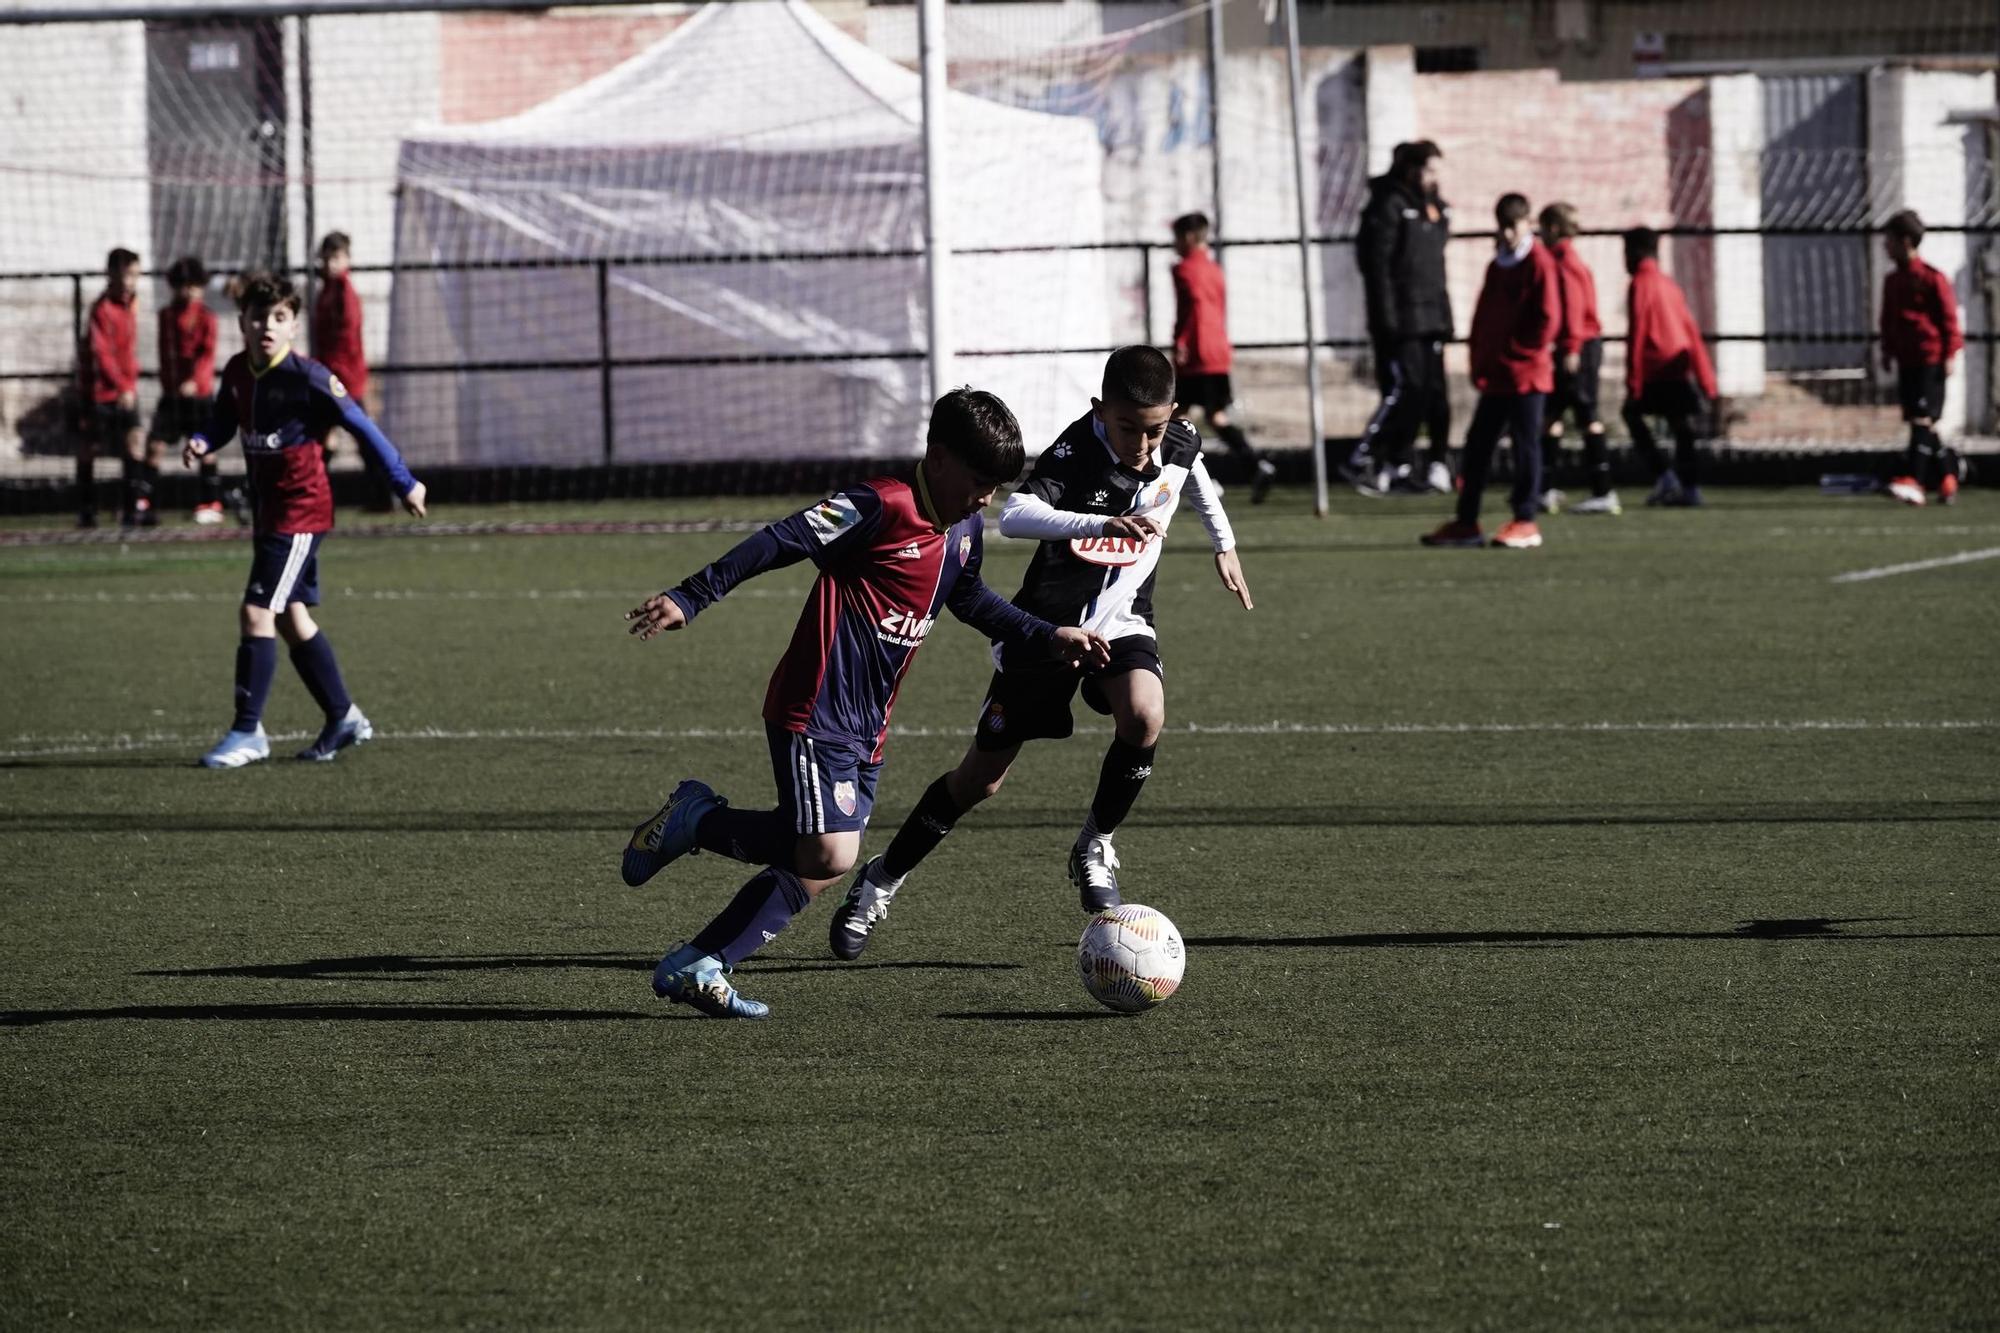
[1939,473,1960,505]
[1491,519,1543,549]
[1420,519,1486,548]
[1886,475,1927,506]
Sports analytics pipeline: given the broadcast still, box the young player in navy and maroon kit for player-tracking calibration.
[1621,227,1718,508]
[75,248,142,528]
[1422,193,1561,550]
[619,389,1111,1020]
[1171,212,1274,502]
[1879,209,1966,506]
[149,256,225,524]
[183,272,427,770]
[825,345,1253,963]
[1536,203,1616,515]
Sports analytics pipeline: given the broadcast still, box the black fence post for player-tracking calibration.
[71,274,83,351]
[596,258,613,463]
[1140,243,1153,345]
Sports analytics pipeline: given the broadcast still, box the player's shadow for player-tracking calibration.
[938,1010,1123,1022]
[0,1001,672,1027]
[1180,917,2000,950]
[138,951,1022,982]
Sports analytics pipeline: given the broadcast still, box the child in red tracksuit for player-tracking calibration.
[1879,209,1965,506]
[1621,227,1717,508]
[76,247,142,528]
[151,256,224,523]
[1171,211,1274,503]
[1536,202,1614,515]
[1422,193,1560,550]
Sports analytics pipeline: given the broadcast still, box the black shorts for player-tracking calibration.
[1897,365,1947,423]
[149,395,210,444]
[244,532,324,611]
[92,402,139,444]
[1177,373,1233,415]
[1550,338,1603,426]
[973,635,1163,752]
[1627,379,1707,423]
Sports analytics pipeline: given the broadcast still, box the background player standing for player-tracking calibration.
[1170,211,1274,503]
[151,256,224,525]
[1422,194,1560,550]
[827,345,1254,961]
[1352,140,1455,496]
[1621,227,1718,508]
[618,389,1110,1021]
[1878,209,1965,506]
[75,248,142,528]
[183,273,427,770]
[1535,203,1616,516]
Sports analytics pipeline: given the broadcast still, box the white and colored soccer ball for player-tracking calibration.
[1077,905,1185,1013]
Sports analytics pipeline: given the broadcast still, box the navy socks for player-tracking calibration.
[232,637,279,732]
[692,866,812,966]
[290,632,353,721]
[695,807,798,868]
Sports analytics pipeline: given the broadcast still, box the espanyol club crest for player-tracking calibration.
[328,373,348,399]
[833,780,857,817]
[959,533,972,565]
[1150,481,1173,509]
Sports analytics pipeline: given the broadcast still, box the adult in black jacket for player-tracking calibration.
[1349,140,1454,494]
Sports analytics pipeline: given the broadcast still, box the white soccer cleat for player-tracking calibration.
[1886,476,1927,507]
[1423,461,1454,494]
[1570,492,1623,515]
[1538,488,1566,514]
[200,725,270,769]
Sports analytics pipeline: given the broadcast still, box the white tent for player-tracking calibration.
[387,0,1113,467]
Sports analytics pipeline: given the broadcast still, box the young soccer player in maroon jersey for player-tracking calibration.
[150,256,224,524]
[311,232,369,408]
[75,248,142,528]
[182,273,427,770]
[618,389,1112,1020]
[1421,193,1561,550]
[1171,212,1274,502]
[1878,210,1966,506]
[1621,227,1718,508]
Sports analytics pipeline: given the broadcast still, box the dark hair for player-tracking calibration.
[1495,193,1531,228]
[1538,202,1578,241]
[1100,344,1176,410]
[1624,226,1660,265]
[1392,140,1442,179]
[106,247,139,273]
[928,387,1025,484]
[1172,211,1210,243]
[1885,209,1925,247]
[165,256,210,289]
[318,231,352,259]
[234,270,303,316]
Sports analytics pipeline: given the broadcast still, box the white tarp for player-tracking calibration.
[387,0,1112,466]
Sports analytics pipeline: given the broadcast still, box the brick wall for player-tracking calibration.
[440,13,691,124]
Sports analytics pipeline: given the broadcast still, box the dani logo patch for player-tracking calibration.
[1068,533,1154,567]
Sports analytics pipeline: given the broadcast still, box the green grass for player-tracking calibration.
[2,488,1997,1331]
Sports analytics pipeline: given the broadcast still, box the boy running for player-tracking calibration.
[1171,212,1275,503]
[150,256,225,524]
[619,389,1111,1021]
[1878,210,1965,506]
[826,345,1254,962]
[76,248,142,528]
[1421,194,1560,550]
[1621,227,1718,508]
[1535,203,1616,515]
[182,273,428,769]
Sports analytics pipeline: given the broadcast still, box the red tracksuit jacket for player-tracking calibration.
[1171,246,1233,375]
[1625,258,1717,401]
[1468,240,1561,396]
[1549,240,1602,357]
[81,291,139,404]
[159,298,219,399]
[311,272,368,398]
[1880,255,1962,369]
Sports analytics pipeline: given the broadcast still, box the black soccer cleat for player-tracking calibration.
[1068,835,1122,913]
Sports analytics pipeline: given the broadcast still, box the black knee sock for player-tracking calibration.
[1087,739,1156,838]
[75,454,95,515]
[695,806,798,868]
[1215,423,1259,467]
[119,455,138,517]
[199,460,221,504]
[1582,428,1610,496]
[881,775,965,881]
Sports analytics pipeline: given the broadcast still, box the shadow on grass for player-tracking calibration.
[938,1010,1122,1022]
[138,952,1021,981]
[1,1002,669,1027]
[8,800,1998,833]
[1182,917,2000,949]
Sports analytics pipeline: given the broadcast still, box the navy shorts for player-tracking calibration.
[766,723,881,835]
[244,531,324,611]
[974,635,1163,752]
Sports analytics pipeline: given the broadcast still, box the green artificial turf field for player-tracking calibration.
[2,488,1996,1330]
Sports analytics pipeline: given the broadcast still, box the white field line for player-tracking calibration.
[1830,547,2000,584]
[3,717,1993,762]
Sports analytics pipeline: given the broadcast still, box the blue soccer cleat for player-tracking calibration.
[652,942,770,1020]
[296,704,373,762]
[199,725,270,770]
[621,779,723,887]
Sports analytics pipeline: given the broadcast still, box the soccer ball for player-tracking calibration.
[1077,904,1185,1013]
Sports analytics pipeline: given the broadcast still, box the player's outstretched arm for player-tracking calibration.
[315,363,425,517]
[1215,548,1254,610]
[626,593,689,640]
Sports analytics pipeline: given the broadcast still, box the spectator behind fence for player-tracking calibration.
[1621,227,1717,509]
[1536,202,1615,516]
[1170,211,1275,504]
[1879,209,1965,507]
[1421,193,1560,551]
[75,247,142,528]
[1350,138,1454,497]
[153,256,224,524]
[314,231,394,509]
